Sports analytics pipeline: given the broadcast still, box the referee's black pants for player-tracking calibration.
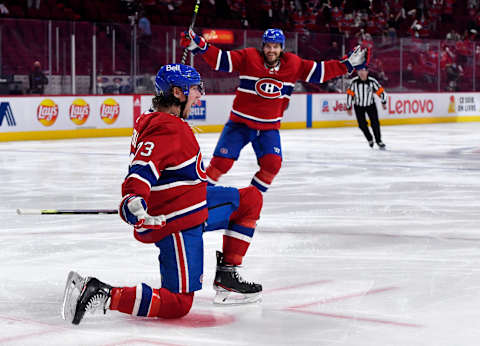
[354,103,381,143]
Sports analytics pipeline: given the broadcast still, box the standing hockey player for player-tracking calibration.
[62,64,263,325]
[346,66,387,149]
[180,28,369,192]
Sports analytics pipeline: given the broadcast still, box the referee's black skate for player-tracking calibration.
[368,140,374,148]
[61,271,112,325]
[377,141,386,150]
[213,251,262,304]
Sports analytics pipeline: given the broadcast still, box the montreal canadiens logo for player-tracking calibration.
[196,151,207,181]
[255,78,283,99]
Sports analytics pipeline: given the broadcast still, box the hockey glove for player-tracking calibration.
[120,194,166,229]
[180,29,208,55]
[342,45,370,73]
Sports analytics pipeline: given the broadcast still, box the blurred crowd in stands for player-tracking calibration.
[0,0,480,93]
[1,0,479,40]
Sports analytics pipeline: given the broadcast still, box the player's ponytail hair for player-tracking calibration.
[152,87,182,111]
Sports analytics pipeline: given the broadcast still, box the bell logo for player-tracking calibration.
[0,102,16,126]
[166,64,181,72]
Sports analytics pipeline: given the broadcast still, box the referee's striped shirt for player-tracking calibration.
[346,76,387,108]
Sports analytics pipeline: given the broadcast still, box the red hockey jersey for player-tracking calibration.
[201,45,348,130]
[122,111,208,243]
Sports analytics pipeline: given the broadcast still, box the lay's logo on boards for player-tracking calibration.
[0,102,16,127]
[37,99,58,127]
[255,78,283,99]
[100,98,120,124]
[69,98,90,125]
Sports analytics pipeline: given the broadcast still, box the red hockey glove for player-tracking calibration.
[180,29,208,55]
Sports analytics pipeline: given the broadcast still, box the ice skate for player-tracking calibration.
[213,251,262,305]
[377,141,386,150]
[61,271,112,325]
[368,140,374,148]
[61,271,85,322]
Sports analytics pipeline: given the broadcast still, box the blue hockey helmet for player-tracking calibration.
[262,29,285,49]
[154,64,203,96]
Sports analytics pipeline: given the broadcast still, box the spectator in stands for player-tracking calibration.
[138,10,152,68]
[27,0,41,10]
[29,61,48,94]
[446,28,461,41]
[455,30,475,66]
[161,0,175,12]
[444,46,463,91]
[241,8,249,28]
[339,12,354,38]
[428,0,442,32]
[465,8,479,33]
[357,30,374,49]
[370,57,388,85]
[228,0,245,19]
[0,2,8,14]
[325,40,340,58]
[138,10,152,45]
[403,62,416,88]
[468,0,478,9]
[386,13,399,42]
[329,2,343,34]
[409,22,422,38]
[442,0,455,25]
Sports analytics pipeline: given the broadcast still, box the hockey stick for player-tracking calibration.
[181,0,201,64]
[17,208,118,215]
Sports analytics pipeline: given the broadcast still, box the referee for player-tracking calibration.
[346,67,387,149]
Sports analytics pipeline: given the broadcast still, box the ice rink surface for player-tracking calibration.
[1,122,479,345]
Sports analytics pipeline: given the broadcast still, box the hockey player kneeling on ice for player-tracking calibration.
[62,64,263,325]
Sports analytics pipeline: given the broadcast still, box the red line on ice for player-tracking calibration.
[288,286,399,309]
[288,309,423,328]
[263,280,333,294]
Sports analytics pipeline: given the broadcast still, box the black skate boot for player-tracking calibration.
[61,271,112,325]
[213,251,262,305]
[368,140,374,148]
[376,141,386,150]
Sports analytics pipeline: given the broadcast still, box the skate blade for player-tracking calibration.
[61,271,85,322]
[213,288,262,305]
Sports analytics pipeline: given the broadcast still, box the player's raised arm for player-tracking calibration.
[300,45,371,84]
[180,28,246,73]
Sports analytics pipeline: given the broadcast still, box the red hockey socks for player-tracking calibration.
[110,284,194,319]
[206,156,235,184]
[223,186,263,265]
[251,154,282,192]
